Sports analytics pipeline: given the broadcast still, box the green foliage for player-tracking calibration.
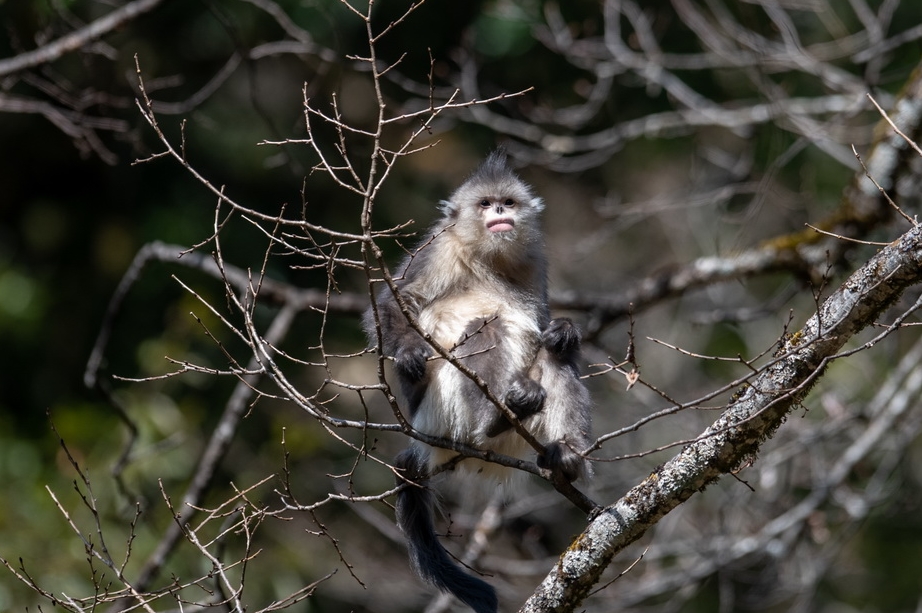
[0,264,47,335]
[472,0,540,58]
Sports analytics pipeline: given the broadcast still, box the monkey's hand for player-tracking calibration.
[538,440,586,482]
[394,339,430,383]
[542,318,581,362]
[485,376,546,437]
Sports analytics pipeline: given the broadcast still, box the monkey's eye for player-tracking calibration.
[504,199,515,207]
[479,199,491,208]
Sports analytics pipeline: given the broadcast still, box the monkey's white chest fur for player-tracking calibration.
[412,289,541,472]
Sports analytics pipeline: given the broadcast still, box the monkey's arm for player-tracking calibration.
[383,306,430,383]
[366,281,432,412]
[370,273,425,368]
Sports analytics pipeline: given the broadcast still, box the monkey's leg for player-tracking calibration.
[532,343,593,481]
[538,439,588,482]
[536,377,592,482]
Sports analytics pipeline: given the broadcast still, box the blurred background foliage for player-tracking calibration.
[2,0,922,611]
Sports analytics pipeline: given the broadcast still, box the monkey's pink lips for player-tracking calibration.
[487,218,515,233]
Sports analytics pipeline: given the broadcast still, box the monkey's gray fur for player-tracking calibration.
[365,150,592,613]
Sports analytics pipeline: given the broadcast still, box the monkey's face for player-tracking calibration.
[441,155,546,255]
[481,198,518,234]
[446,196,542,270]
[466,191,543,247]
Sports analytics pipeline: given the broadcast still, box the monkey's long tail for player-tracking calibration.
[395,448,498,613]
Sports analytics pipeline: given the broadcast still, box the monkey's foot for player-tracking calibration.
[538,440,587,482]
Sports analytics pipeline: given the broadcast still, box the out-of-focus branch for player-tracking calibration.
[374,0,914,176]
[85,240,365,390]
[555,59,922,332]
[0,92,127,163]
[0,0,165,78]
[0,0,337,164]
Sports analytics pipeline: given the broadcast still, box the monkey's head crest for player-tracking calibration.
[471,148,515,185]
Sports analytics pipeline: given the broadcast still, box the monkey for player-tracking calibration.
[364,150,592,613]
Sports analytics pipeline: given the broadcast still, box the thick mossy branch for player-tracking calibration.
[523,223,922,613]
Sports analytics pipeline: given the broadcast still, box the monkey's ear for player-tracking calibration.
[438,199,459,219]
[531,196,546,213]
